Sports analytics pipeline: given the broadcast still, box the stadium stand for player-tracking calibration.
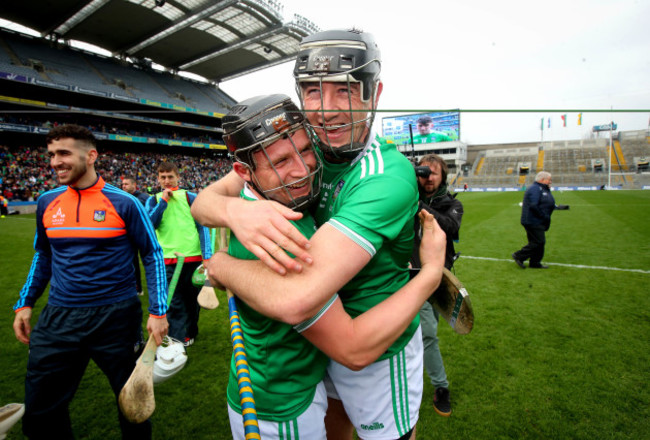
[0,4,647,200]
[459,130,650,189]
[0,27,241,211]
[0,29,236,113]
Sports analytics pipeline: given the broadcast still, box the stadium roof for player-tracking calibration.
[0,0,319,83]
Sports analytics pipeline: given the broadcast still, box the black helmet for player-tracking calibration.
[293,29,382,160]
[222,94,322,211]
[293,29,381,102]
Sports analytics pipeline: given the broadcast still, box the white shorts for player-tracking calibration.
[227,380,328,440]
[325,325,423,440]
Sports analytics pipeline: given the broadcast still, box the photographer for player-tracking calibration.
[411,154,464,416]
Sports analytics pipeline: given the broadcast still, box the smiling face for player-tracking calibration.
[47,137,97,188]
[298,79,383,159]
[245,128,318,207]
[300,81,371,149]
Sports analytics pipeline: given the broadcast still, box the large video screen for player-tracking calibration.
[382,111,460,145]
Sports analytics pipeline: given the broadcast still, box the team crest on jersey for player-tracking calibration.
[52,207,66,225]
[332,180,345,200]
[93,210,106,222]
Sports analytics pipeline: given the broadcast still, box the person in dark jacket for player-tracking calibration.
[411,153,464,417]
[122,176,151,295]
[512,171,555,269]
[122,176,151,205]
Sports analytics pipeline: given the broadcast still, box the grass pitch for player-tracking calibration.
[2,190,649,439]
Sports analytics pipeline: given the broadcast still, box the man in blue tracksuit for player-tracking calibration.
[12,124,168,439]
[512,171,556,269]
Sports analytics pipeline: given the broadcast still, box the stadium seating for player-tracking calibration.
[0,29,236,113]
[461,130,650,189]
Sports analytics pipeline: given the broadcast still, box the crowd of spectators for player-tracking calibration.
[1,144,231,202]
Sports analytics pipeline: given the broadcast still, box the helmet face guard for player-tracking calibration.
[293,29,381,161]
[223,94,322,211]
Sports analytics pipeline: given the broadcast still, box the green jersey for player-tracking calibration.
[315,134,419,360]
[226,189,330,421]
[412,131,452,144]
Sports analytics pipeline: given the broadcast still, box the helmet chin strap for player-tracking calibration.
[246,179,316,212]
[246,162,320,212]
[316,118,372,162]
[319,140,366,162]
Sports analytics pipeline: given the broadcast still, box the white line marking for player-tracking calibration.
[460,255,650,274]
[1,217,35,221]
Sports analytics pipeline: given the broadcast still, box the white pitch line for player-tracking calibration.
[1,217,35,221]
[460,255,650,274]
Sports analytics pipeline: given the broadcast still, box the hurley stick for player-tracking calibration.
[222,228,260,438]
[167,252,185,306]
[118,252,185,423]
[197,278,220,309]
[0,403,24,439]
[118,335,157,423]
[198,228,220,309]
[227,288,261,440]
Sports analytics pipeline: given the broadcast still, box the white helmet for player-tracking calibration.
[153,336,187,384]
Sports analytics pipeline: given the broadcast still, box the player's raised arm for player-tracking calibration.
[297,210,446,370]
[192,169,312,274]
[207,222,373,324]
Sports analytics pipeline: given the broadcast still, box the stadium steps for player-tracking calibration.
[79,53,122,90]
[0,35,25,67]
[474,156,485,175]
[610,140,628,171]
[189,81,227,112]
[147,75,184,106]
[536,149,545,170]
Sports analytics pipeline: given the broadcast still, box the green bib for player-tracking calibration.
[154,190,201,258]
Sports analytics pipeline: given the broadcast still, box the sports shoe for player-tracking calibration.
[529,263,549,269]
[433,387,452,417]
[512,253,526,269]
[137,290,144,296]
[183,337,195,347]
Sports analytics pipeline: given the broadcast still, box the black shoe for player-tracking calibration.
[433,387,452,417]
[512,253,526,269]
[529,264,549,269]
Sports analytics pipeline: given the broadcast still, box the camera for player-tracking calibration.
[415,166,432,178]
